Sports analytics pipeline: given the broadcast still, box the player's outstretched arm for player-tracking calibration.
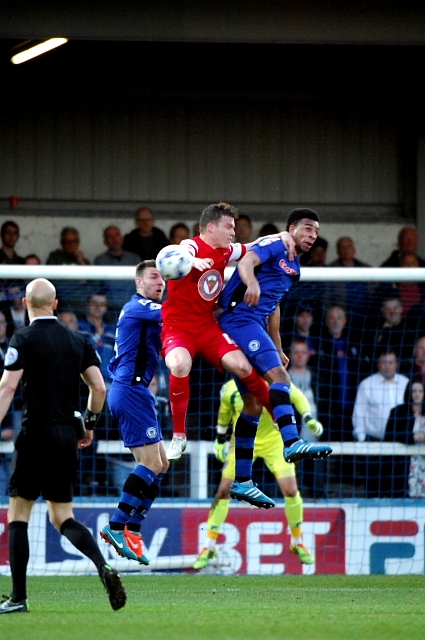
[277,231,295,261]
[267,307,289,368]
[245,230,295,261]
[214,382,235,463]
[237,251,262,306]
[214,423,230,463]
[192,257,214,271]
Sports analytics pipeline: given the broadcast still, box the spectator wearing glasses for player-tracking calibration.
[123,207,168,261]
[46,227,90,314]
[46,227,90,266]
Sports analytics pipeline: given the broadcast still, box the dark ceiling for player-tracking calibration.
[1,38,425,102]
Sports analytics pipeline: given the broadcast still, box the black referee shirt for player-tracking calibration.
[4,317,100,430]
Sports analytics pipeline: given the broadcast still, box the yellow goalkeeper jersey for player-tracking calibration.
[218,378,298,478]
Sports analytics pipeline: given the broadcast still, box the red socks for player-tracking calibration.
[169,374,190,436]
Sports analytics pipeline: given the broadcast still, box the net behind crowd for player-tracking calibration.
[1,264,425,576]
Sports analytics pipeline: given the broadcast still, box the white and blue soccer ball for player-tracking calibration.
[156,244,193,280]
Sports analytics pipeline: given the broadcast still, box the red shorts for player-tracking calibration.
[161,317,241,372]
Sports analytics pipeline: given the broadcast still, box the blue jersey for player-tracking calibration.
[108,293,162,387]
[219,238,301,377]
[219,237,300,321]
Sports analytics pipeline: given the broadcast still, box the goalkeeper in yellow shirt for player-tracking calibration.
[194,378,323,569]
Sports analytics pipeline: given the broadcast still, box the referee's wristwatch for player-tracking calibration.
[84,409,100,431]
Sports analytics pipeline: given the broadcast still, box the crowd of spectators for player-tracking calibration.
[1,214,425,500]
[281,226,425,498]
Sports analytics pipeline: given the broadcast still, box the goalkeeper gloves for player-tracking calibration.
[214,433,228,463]
[302,412,324,438]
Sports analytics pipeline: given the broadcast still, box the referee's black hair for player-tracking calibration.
[286,208,320,231]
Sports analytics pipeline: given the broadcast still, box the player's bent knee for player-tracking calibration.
[222,351,251,379]
[165,348,192,377]
[170,364,191,377]
[279,478,298,498]
[266,366,291,385]
[216,478,233,499]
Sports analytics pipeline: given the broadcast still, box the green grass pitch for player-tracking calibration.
[0,574,423,640]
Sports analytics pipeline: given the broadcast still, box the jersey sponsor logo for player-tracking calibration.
[149,303,161,311]
[248,340,260,352]
[146,427,158,439]
[279,258,298,276]
[4,347,18,367]
[197,269,223,301]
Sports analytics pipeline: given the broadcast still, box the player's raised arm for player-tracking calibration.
[176,239,213,272]
[267,307,289,368]
[245,230,295,261]
[237,250,262,307]
[192,256,214,271]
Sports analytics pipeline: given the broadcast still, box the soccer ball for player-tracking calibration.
[156,244,193,280]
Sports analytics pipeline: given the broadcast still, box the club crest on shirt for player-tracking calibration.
[4,347,18,367]
[279,258,298,276]
[248,340,260,352]
[197,269,223,301]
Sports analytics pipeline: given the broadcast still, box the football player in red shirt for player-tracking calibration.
[161,202,294,461]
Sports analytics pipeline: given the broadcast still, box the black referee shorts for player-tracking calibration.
[8,424,79,503]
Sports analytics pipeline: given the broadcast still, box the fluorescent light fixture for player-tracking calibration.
[11,38,68,65]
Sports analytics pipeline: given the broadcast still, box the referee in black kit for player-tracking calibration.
[0,278,126,613]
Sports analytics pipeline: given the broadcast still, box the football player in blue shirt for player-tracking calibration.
[219,208,332,508]
[100,260,169,564]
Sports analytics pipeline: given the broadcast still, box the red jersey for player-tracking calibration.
[161,236,245,326]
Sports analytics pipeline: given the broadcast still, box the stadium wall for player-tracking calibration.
[0,214,413,268]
